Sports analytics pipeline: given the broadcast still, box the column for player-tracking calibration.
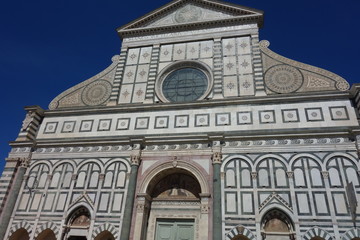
[322,171,340,240]
[212,140,222,240]
[0,158,30,240]
[120,152,141,240]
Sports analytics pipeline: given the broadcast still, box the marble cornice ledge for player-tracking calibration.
[43,91,351,117]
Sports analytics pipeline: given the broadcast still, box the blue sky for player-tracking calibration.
[0,0,359,174]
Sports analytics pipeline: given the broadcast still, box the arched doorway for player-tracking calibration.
[261,209,295,240]
[147,170,201,240]
[133,163,210,240]
[94,230,115,240]
[63,207,91,240]
[9,228,29,240]
[36,229,56,240]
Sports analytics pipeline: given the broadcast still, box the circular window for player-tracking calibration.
[156,61,212,103]
[162,68,208,102]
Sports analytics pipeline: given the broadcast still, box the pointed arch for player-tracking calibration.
[303,227,333,240]
[341,228,360,240]
[34,222,59,239]
[225,225,256,240]
[91,223,119,240]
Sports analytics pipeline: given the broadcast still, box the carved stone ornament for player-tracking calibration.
[286,171,294,178]
[251,172,258,179]
[172,156,178,168]
[131,155,141,166]
[265,65,304,93]
[174,5,203,23]
[20,158,30,168]
[212,152,222,164]
[81,80,112,106]
[260,40,350,92]
[201,204,209,214]
[321,171,329,179]
[236,226,245,235]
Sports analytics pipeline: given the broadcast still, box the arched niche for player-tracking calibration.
[94,230,115,240]
[148,169,201,200]
[9,228,29,240]
[36,229,56,240]
[261,209,295,240]
[62,207,91,240]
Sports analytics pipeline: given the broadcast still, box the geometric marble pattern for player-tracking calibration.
[175,115,189,128]
[329,106,349,120]
[98,119,112,131]
[61,121,75,133]
[155,116,169,128]
[216,113,231,126]
[305,108,324,122]
[237,111,252,125]
[80,120,93,132]
[116,118,130,130]
[259,110,275,124]
[282,109,300,123]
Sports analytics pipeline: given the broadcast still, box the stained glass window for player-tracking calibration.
[162,68,208,102]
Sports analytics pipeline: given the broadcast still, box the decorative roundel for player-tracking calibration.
[174,5,203,23]
[81,80,112,106]
[336,81,350,91]
[156,61,212,103]
[264,65,304,93]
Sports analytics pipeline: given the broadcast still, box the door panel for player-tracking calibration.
[177,224,194,240]
[155,219,194,240]
[156,223,174,240]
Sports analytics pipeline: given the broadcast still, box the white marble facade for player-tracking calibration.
[1,0,360,240]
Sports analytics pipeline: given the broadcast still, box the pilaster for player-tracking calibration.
[212,39,223,99]
[120,144,142,240]
[144,44,160,103]
[108,49,128,106]
[212,140,222,240]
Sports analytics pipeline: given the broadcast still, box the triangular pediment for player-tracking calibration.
[68,192,95,210]
[259,192,293,212]
[117,0,263,38]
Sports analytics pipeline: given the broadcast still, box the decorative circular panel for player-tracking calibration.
[265,65,303,93]
[162,68,208,102]
[175,5,202,23]
[81,80,112,106]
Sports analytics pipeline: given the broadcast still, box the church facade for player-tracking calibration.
[1,0,360,240]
